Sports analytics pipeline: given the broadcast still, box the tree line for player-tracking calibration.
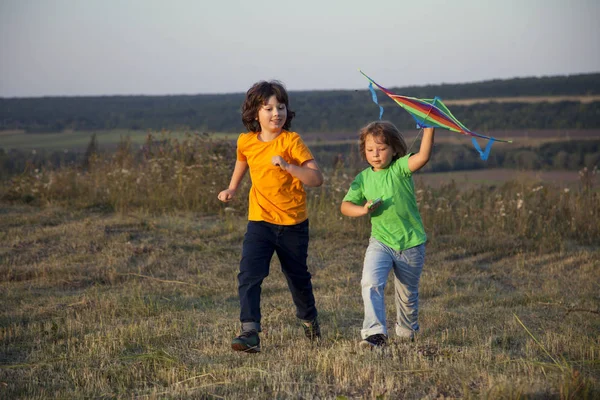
[1,73,599,134]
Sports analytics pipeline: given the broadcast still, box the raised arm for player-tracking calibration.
[217,160,249,202]
[272,157,324,187]
[407,127,435,172]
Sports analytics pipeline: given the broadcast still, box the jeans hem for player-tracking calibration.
[395,324,418,339]
[241,321,261,332]
[361,326,387,339]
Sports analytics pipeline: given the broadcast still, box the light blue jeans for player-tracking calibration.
[361,238,425,339]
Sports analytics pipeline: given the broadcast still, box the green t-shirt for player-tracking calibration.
[343,154,427,251]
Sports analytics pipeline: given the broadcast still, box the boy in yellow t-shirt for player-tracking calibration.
[218,80,324,353]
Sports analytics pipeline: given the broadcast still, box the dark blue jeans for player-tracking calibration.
[238,219,317,332]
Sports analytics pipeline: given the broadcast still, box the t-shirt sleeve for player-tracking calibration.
[289,134,314,165]
[236,133,247,162]
[394,154,413,177]
[342,176,366,205]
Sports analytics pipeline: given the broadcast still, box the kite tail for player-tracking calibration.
[368,82,384,120]
[471,137,495,161]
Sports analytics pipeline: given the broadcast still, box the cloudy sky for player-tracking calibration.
[1,0,599,97]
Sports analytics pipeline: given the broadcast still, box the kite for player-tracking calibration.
[359,70,512,160]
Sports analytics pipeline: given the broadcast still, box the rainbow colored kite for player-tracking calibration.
[359,70,512,160]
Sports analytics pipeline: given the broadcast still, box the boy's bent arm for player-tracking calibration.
[228,160,249,190]
[217,160,248,202]
[340,201,370,217]
[274,158,324,187]
[408,127,435,172]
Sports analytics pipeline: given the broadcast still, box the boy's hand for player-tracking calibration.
[365,198,382,213]
[271,155,289,171]
[341,200,379,218]
[218,189,236,202]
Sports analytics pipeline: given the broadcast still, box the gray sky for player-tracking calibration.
[1,0,599,97]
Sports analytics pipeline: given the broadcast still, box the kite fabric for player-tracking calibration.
[359,70,512,160]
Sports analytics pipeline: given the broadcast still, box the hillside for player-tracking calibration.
[1,73,599,134]
[1,136,598,398]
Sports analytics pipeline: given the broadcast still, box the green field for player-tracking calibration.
[1,133,598,398]
[414,168,583,190]
[0,130,238,151]
[1,193,598,398]
[2,129,599,152]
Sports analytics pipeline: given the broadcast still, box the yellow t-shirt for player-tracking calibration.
[237,130,314,225]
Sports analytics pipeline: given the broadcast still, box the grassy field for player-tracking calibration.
[1,128,599,152]
[1,134,599,398]
[414,169,583,190]
[0,130,237,151]
[1,205,598,399]
[303,130,600,149]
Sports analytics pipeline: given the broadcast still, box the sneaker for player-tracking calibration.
[231,330,260,353]
[301,318,321,341]
[359,334,387,348]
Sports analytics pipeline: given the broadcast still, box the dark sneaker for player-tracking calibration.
[231,330,260,353]
[301,318,321,341]
[359,334,387,348]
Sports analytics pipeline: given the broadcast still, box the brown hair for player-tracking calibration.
[241,80,296,132]
[358,121,407,161]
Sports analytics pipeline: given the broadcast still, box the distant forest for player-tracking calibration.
[1,73,600,134]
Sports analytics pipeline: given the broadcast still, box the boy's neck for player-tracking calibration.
[258,129,282,142]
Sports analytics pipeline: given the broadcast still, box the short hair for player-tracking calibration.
[241,80,296,132]
[358,121,407,161]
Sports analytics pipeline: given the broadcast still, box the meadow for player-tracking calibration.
[2,128,598,151]
[0,133,599,399]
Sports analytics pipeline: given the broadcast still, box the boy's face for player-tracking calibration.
[257,95,287,134]
[365,134,396,171]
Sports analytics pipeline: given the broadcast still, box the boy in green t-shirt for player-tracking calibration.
[341,121,435,348]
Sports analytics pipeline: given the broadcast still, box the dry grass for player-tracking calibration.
[413,169,582,190]
[1,135,599,399]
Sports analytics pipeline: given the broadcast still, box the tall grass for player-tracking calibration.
[1,134,598,398]
[2,133,242,214]
[3,134,598,251]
